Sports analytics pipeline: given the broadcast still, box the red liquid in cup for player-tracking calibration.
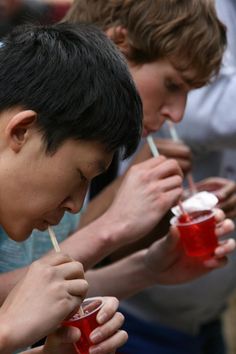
[62,298,103,354]
[174,210,217,257]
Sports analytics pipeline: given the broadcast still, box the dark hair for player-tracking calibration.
[0,22,142,158]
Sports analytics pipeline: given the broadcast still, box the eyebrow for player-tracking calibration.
[77,160,107,180]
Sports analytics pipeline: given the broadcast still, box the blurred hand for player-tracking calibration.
[131,138,192,175]
[194,177,236,219]
[42,297,127,354]
[144,208,235,285]
[105,156,183,246]
[0,253,88,351]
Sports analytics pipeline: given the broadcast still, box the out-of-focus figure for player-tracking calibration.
[0,0,70,38]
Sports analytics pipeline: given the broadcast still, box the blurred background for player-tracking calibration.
[0,0,73,38]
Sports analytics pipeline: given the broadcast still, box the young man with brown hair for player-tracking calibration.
[62,1,236,354]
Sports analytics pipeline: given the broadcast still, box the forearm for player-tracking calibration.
[86,250,156,299]
[0,267,27,305]
[59,211,129,270]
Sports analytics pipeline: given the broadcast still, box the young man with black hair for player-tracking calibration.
[0,22,142,353]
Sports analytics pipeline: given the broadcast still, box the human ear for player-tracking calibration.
[105,26,132,58]
[5,110,37,152]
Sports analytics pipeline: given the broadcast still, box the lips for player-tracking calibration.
[44,213,65,226]
[45,218,63,226]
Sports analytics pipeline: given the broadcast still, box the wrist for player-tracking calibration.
[97,210,130,251]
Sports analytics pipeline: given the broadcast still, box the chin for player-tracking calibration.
[1,224,33,242]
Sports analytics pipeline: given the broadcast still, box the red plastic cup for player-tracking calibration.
[62,297,104,354]
[170,210,218,257]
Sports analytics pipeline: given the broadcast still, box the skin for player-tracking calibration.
[128,59,190,136]
[0,107,128,353]
[0,24,233,354]
[78,57,194,229]
[78,25,236,266]
[86,209,235,298]
[0,107,112,241]
[131,138,193,176]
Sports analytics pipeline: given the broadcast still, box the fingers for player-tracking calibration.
[40,252,74,266]
[213,208,225,223]
[130,155,183,179]
[203,238,236,269]
[67,279,89,297]
[214,238,236,258]
[88,297,127,354]
[57,261,85,280]
[218,194,236,216]
[152,176,183,192]
[90,312,125,344]
[89,330,128,354]
[203,257,228,269]
[46,326,81,345]
[152,158,183,179]
[215,180,236,201]
[215,218,235,238]
[96,297,119,324]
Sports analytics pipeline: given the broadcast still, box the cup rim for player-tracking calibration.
[170,210,215,227]
[70,296,104,321]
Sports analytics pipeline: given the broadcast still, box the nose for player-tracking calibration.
[161,95,187,124]
[62,187,88,214]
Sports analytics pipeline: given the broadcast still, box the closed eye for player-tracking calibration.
[165,79,181,92]
[77,169,88,182]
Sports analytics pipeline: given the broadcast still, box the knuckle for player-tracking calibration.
[75,261,85,275]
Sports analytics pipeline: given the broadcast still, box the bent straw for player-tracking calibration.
[47,226,84,316]
[147,134,190,220]
[167,121,197,195]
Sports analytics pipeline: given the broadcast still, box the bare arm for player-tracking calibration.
[86,211,236,299]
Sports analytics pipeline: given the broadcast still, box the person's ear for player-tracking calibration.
[106,26,131,58]
[5,110,37,152]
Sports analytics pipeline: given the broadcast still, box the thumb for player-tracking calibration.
[46,326,81,346]
[166,226,181,251]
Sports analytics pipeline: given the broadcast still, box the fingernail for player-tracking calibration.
[214,248,225,257]
[89,346,102,354]
[90,330,102,343]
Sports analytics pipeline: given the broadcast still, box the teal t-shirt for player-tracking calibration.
[0,212,80,353]
[0,211,80,272]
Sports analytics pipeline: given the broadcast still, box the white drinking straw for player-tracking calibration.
[147,132,189,217]
[48,226,85,316]
[167,121,197,194]
[168,121,179,142]
[48,226,61,253]
[146,135,159,157]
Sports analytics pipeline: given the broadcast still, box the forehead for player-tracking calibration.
[54,139,113,176]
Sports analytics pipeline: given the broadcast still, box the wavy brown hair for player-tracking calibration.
[64,0,226,87]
